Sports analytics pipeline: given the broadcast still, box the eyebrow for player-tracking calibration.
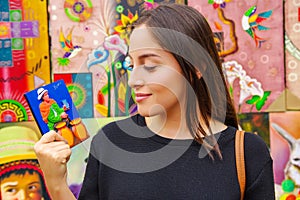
[2,181,41,190]
[2,182,18,188]
[128,53,161,60]
[28,181,41,185]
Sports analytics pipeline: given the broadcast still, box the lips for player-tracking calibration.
[135,93,152,102]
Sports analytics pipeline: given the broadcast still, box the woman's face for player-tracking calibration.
[0,171,43,200]
[128,25,187,117]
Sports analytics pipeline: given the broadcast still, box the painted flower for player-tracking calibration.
[103,34,127,55]
[116,5,124,14]
[86,46,109,69]
[122,56,132,71]
[114,10,138,40]
[95,103,108,117]
[208,0,231,9]
[239,76,264,104]
[222,61,246,85]
[144,0,159,10]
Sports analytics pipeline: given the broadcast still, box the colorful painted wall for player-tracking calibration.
[0,0,300,199]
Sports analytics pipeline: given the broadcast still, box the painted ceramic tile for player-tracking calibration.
[270,112,300,198]
[188,0,285,113]
[0,0,51,122]
[285,0,300,109]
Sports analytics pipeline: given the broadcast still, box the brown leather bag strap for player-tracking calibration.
[235,130,246,200]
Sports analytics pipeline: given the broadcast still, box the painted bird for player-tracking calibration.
[59,27,82,59]
[241,5,273,48]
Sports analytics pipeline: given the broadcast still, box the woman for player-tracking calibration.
[34,4,275,199]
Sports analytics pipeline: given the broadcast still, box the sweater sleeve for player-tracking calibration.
[244,159,275,200]
[243,132,275,200]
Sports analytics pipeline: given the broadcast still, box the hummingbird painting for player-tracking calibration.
[241,5,273,48]
[57,27,82,66]
[59,26,82,59]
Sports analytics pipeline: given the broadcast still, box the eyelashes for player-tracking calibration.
[127,65,158,72]
[143,65,157,71]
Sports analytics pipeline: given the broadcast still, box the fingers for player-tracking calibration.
[38,130,67,144]
[50,148,72,164]
[34,131,72,165]
[36,145,71,166]
[44,140,70,151]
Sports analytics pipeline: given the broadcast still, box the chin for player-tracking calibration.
[137,109,151,117]
[137,104,166,118]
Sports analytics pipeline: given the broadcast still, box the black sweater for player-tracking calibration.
[78,114,275,200]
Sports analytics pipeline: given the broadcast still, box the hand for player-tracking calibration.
[34,131,72,187]
[60,112,68,119]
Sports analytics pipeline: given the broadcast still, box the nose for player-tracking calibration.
[128,68,145,89]
[17,189,26,200]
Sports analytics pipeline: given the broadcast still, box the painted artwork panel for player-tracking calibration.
[0,0,51,122]
[238,112,270,147]
[49,0,184,117]
[24,80,90,147]
[270,112,300,198]
[188,0,285,113]
[285,0,300,109]
[49,0,133,118]
[0,121,51,199]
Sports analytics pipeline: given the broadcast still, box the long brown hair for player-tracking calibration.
[132,4,238,158]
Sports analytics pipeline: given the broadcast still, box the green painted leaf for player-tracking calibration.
[229,86,233,96]
[101,84,108,95]
[246,95,260,104]
[255,91,271,111]
[101,83,115,95]
[131,90,136,101]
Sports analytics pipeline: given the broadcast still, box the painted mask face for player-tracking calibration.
[1,171,43,200]
[128,26,187,117]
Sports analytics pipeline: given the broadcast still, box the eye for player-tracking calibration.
[28,184,39,192]
[6,188,17,194]
[143,65,157,71]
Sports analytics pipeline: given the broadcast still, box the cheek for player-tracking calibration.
[157,75,186,99]
[151,84,184,105]
[28,192,42,200]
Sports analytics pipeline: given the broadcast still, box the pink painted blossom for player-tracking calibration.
[103,34,127,55]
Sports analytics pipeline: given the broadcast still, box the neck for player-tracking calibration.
[145,111,192,139]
